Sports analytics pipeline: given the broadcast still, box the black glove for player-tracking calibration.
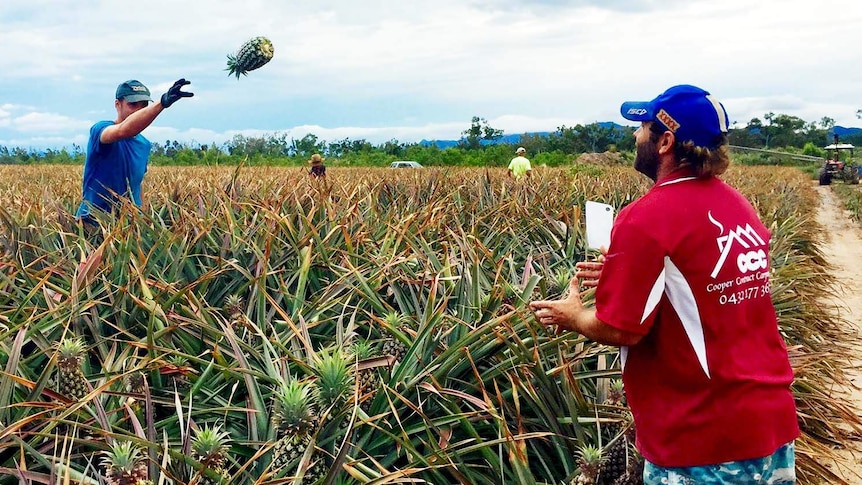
[160,78,193,108]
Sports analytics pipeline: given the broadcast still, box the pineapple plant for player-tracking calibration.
[271,378,325,483]
[160,355,195,393]
[101,441,151,485]
[226,36,274,78]
[224,294,252,334]
[380,311,410,364]
[575,445,604,485]
[192,425,231,484]
[599,379,642,485]
[606,379,626,407]
[55,337,89,401]
[354,340,379,412]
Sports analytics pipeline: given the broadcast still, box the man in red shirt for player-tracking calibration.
[530,85,798,484]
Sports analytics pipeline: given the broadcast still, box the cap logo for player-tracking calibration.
[656,109,680,133]
[130,85,147,92]
[627,108,647,115]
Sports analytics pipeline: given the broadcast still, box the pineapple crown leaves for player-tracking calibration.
[312,348,355,410]
[56,337,87,359]
[274,377,317,433]
[607,379,626,405]
[192,424,231,467]
[353,340,375,360]
[101,440,145,473]
[223,294,244,315]
[553,267,574,291]
[577,444,604,465]
[382,311,408,328]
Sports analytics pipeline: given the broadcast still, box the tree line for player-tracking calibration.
[1,113,859,166]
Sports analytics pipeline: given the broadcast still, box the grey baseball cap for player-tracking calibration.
[115,80,152,103]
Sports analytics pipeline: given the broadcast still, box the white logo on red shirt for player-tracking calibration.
[708,211,767,278]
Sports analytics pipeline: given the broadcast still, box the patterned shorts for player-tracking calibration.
[643,441,795,484]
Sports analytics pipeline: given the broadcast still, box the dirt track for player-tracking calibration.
[815,185,862,484]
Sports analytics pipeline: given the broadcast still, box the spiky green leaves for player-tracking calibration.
[192,424,231,471]
[101,441,149,485]
[226,36,274,79]
[274,378,317,436]
[312,348,354,412]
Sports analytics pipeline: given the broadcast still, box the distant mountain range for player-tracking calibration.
[833,126,861,138]
[419,122,624,148]
[419,123,862,149]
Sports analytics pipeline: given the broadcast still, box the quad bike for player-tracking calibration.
[818,137,859,186]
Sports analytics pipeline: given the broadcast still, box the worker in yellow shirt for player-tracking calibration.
[507,146,532,179]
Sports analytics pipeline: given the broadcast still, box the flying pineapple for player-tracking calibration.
[55,337,89,401]
[192,425,231,484]
[101,441,151,485]
[226,36,274,78]
[271,378,325,482]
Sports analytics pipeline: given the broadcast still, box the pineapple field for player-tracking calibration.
[0,163,860,484]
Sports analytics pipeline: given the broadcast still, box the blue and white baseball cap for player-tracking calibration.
[620,85,729,150]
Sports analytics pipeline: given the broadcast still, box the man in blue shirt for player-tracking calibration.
[76,78,193,222]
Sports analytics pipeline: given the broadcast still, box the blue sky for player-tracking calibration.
[2,0,860,150]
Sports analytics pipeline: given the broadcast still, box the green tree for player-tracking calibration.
[460,116,503,150]
[291,134,324,159]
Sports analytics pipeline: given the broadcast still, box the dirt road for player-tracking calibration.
[815,185,862,484]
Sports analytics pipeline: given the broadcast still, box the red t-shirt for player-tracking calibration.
[595,170,799,467]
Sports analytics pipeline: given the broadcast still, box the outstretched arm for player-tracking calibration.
[101,79,193,144]
[101,102,165,144]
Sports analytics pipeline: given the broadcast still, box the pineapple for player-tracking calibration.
[224,294,249,330]
[575,445,604,485]
[611,447,644,485]
[125,370,147,395]
[354,340,378,412]
[500,282,519,309]
[101,441,151,485]
[598,438,628,485]
[55,338,89,401]
[271,378,324,482]
[160,355,195,393]
[192,425,231,484]
[606,379,626,407]
[380,312,409,364]
[226,36,274,78]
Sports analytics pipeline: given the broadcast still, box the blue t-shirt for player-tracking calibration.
[76,121,151,218]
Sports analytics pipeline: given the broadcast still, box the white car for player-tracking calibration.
[390,161,423,168]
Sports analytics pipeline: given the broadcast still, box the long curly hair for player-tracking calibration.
[649,124,730,178]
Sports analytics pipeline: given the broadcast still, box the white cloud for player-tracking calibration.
[12,112,92,134]
[0,0,860,149]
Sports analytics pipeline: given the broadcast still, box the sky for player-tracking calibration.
[2,0,861,151]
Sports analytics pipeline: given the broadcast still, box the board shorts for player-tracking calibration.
[643,441,795,484]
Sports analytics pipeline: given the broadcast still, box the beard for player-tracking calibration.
[634,139,660,181]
